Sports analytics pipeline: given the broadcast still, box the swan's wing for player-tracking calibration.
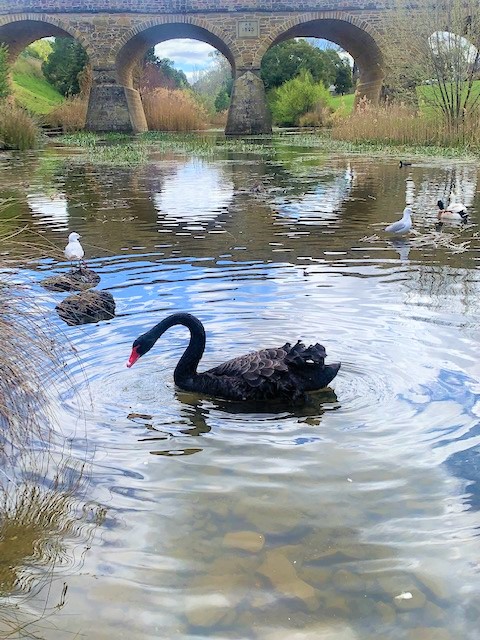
[206,341,326,389]
[207,346,290,382]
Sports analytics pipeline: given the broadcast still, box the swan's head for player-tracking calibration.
[127,331,156,368]
[68,232,81,242]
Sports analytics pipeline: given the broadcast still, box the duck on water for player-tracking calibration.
[127,313,340,403]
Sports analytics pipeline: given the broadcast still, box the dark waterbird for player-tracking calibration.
[126,313,340,403]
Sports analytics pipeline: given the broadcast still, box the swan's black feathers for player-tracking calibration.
[204,340,329,400]
[128,313,340,403]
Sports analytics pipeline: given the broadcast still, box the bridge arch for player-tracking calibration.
[0,14,93,62]
[116,18,237,89]
[255,12,385,105]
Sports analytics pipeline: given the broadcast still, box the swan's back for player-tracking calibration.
[198,341,338,401]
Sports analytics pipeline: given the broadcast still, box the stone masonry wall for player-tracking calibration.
[1,0,389,15]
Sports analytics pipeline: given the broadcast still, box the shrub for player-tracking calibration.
[0,102,39,150]
[47,95,88,131]
[269,70,332,126]
[142,87,208,131]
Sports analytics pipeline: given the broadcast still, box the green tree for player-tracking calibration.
[269,69,331,126]
[0,43,10,100]
[334,60,353,94]
[261,40,339,90]
[42,38,88,96]
[214,87,230,111]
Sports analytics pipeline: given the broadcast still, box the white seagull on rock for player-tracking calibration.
[385,207,413,234]
[64,232,85,267]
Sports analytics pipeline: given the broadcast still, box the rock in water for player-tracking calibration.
[56,290,115,326]
[41,267,100,292]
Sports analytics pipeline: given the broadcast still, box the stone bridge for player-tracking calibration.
[0,1,388,134]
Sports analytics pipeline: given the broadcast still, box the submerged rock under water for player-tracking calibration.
[56,289,115,326]
[41,267,100,292]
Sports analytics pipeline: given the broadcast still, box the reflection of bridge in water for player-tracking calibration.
[5,151,480,273]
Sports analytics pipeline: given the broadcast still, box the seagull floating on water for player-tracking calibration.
[64,232,85,268]
[385,207,413,234]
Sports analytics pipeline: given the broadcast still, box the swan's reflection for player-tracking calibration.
[143,387,339,457]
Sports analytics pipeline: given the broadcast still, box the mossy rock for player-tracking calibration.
[41,267,100,292]
[56,289,115,326]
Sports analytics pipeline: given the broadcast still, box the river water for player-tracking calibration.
[0,135,479,640]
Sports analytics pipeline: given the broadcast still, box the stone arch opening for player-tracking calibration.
[258,16,385,105]
[116,23,236,90]
[0,17,91,63]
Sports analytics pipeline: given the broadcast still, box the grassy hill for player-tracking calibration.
[12,54,64,116]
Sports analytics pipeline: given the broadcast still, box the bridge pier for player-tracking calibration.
[86,68,148,134]
[226,70,272,136]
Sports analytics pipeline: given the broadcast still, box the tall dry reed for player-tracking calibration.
[47,95,88,131]
[142,87,208,131]
[332,98,480,148]
[0,101,39,150]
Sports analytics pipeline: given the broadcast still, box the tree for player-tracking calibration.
[261,40,341,90]
[0,44,10,100]
[214,87,230,112]
[42,38,88,96]
[190,51,233,114]
[382,0,480,132]
[137,48,189,90]
[334,60,353,94]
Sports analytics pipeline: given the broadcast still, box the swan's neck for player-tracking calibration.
[148,313,206,384]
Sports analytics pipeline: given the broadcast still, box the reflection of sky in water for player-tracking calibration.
[275,167,354,224]
[27,193,69,230]
[403,164,477,217]
[153,159,234,229]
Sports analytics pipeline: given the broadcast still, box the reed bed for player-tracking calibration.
[0,216,104,637]
[142,87,208,132]
[0,102,39,150]
[332,99,480,149]
[47,95,88,132]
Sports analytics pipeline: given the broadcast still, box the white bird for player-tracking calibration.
[385,207,413,234]
[437,196,467,222]
[64,232,85,267]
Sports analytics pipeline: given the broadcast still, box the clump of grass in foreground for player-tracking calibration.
[0,101,40,151]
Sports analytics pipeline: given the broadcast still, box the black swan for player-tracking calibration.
[126,313,340,402]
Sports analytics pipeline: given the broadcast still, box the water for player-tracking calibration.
[0,136,479,639]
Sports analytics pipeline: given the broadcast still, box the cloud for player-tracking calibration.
[154,39,219,75]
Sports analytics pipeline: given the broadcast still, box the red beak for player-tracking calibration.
[127,346,141,368]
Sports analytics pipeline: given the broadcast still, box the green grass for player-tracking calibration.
[330,92,355,114]
[12,56,64,116]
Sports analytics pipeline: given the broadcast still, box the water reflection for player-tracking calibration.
[0,138,479,639]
